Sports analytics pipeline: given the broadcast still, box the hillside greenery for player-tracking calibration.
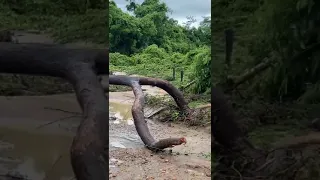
[0,0,108,95]
[213,0,320,178]
[109,0,211,94]
[0,0,211,96]
[213,0,320,102]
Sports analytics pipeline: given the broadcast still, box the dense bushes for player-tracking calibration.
[110,43,211,94]
[213,0,320,102]
[109,0,211,94]
[0,0,107,45]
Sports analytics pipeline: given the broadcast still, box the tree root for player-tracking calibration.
[109,75,189,150]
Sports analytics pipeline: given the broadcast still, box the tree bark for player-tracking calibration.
[0,43,108,180]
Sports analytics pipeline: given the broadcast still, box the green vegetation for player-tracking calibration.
[108,0,212,127]
[109,0,211,94]
[0,0,107,95]
[0,0,211,96]
[213,0,320,178]
[214,0,320,102]
[213,0,320,143]
[0,0,107,44]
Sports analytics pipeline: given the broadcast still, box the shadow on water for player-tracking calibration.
[0,126,74,180]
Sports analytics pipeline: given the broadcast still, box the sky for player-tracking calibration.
[113,0,211,27]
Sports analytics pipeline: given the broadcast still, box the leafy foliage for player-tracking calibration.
[0,0,211,94]
[0,0,108,95]
[109,0,211,94]
[0,0,108,44]
[214,0,320,102]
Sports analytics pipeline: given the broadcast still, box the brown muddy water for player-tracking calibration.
[0,94,154,180]
[0,127,73,180]
[0,95,81,180]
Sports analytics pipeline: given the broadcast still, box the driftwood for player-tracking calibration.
[0,43,108,180]
[109,75,189,150]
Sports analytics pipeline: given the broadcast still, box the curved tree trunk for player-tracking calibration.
[0,43,108,180]
[0,42,191,179]
[109,75,189,150]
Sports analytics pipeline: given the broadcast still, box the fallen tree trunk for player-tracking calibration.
[0,43,108,180]
[109,75,189,150]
